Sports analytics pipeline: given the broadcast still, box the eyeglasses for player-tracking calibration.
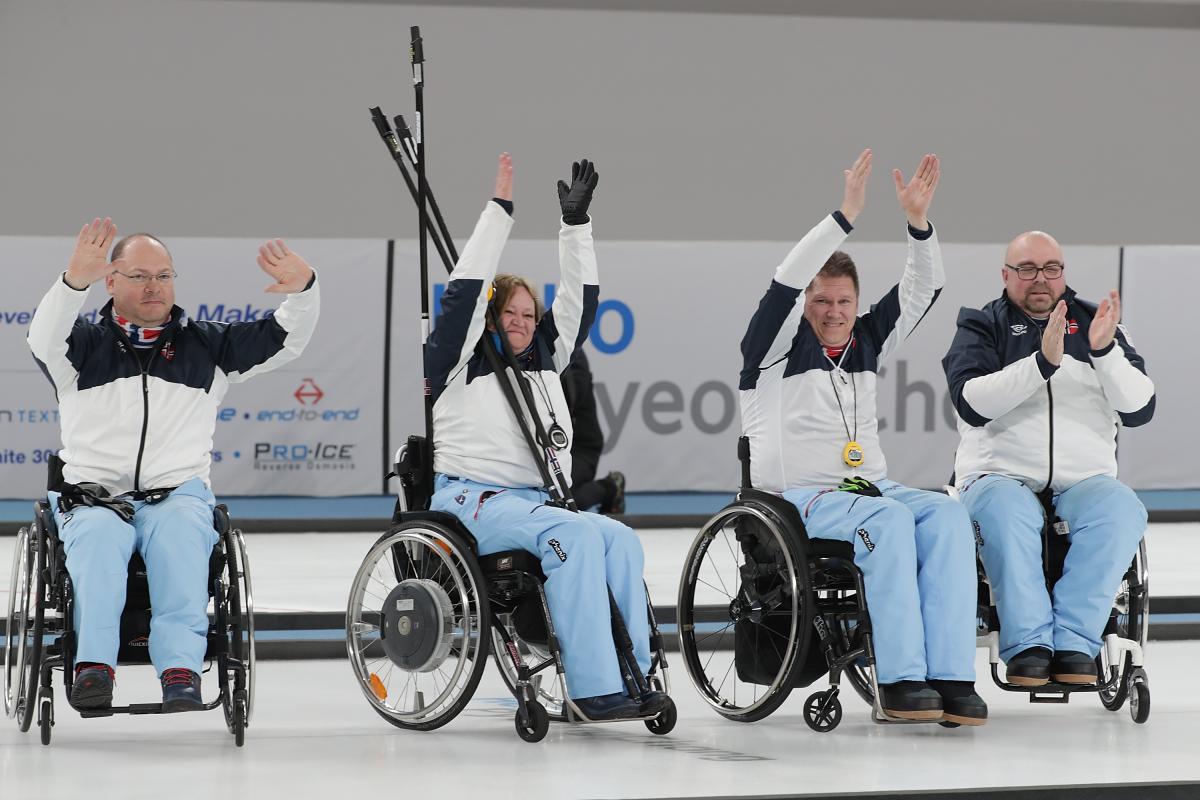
[1004,262,1064,281]
[113,270,177,285]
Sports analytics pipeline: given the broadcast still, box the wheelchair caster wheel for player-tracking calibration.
[645,697,677,736]
[1129,681,1150,724]
[938,721,960,729]
[38,688,53,746]
[232,689,248,747]
[803,690,842,733]
[515,701,549,743]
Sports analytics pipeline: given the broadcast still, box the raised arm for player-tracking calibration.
[861,154,945,363]
[739,150,869,384]
[219,239,321,383]
[544,158,600,373]
[28,218,119,395]
[426,153,516,399]
[1087,291,1155,425]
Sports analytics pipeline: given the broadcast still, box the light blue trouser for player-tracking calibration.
[430,474,650,700]
[49,478,218,675]
[958,473,1147,661]
[782,480,978,684]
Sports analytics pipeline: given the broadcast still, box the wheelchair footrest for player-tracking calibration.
[1027,692,1072,704]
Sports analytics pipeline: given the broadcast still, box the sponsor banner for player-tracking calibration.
[391,235,1122,492]
[0,236,386,498]
[1116,247,1196,490]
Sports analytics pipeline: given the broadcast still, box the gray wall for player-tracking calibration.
[2,0,1199,245]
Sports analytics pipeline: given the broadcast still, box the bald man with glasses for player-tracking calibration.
[28,219,320,712]
[942,231,1155,688]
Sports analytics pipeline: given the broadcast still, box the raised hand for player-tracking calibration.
[840,149,872,224]
[557,158,599,225]
[493,152,513,202]
[65,217,118,289]
[1090,290,1121,352]
[1041,300,1068,366]
[893,154,940,231]
[257,239,315,294]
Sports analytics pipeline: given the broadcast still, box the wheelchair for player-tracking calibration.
[3,496,255,746]
[956,484,1151,723]
[677,437,956,733]
[345,436,676,743]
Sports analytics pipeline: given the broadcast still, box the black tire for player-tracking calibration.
[645,697,677,736]
[1099,543,1147,712]
[803,690,842,733]
[515,701,549,743]
[224,528,255,725]
[347,520,491,732]
[1129,680,1150,724]
[939,721,961,729]
[4,526,33,725]
[38,688,52,746]
[233,689,247,747]
[677,503,811,723]
[18,527,47,735]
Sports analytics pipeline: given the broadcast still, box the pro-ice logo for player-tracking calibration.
[855,528,875,553]
[973,520,984,548]
[548,538,568,562]
[1010,324,1028,336]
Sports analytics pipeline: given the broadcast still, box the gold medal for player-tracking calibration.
[843,441,864,468]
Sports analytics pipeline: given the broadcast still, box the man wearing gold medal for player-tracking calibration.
[739,150,985,725]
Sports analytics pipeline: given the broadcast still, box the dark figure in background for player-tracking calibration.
[561,348,626,514]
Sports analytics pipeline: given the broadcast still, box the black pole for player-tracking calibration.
[410,27,435,483]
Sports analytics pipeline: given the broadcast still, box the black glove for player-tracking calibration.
[557,159,599,225]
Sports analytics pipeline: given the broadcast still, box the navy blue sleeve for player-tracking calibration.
[739,281,803,390]
[941,308,1001,427]
[425,277,486,401]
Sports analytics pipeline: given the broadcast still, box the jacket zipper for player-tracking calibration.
[132,347,163,492]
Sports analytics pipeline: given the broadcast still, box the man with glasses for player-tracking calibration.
[942,231,1154,687]
[28,219,319,712]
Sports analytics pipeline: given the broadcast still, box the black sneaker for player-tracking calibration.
[928,680,988,726]
[71,663,115,709]
[1005,646,1052,686]
[606,471,626,515]
[573,692,641,720]
[1051,650,1099,684]
[161,668,203,712]
[879,680,943,721]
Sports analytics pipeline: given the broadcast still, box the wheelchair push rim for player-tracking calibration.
[346,523,489,730]
[232,527,256,724]
[677,504,809,720]
[4,526,33,719]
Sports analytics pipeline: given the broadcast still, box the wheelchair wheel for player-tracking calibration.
[1099,541,1148,712]
[803,688,842,733]
[678,503,811,723]
[4,526,33,721]
[491,619,565,720]
[225,527,256,725]
[13,523,47,735]
[645,696,677,736]
[347,521,490,731]
[1129,676,1150,724]
[514,700,549,743]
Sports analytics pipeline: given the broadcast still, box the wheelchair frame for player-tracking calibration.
[4,500,255,746]
[344,439,676,743]
[960,485,1152,723]
[677,437,954,732]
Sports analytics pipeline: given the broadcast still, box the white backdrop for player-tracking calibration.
[2,234,1189,498]
[0,236,386,498]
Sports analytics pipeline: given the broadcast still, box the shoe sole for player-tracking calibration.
[882,708,943,721]
[943,712,988,726]
[1007,674,1050,687]
[162,699,204,713]
[71,692,113,710]
[1051,673,1097,685]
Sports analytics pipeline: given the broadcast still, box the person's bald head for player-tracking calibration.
[1003,230,1066,319]
[105,233,176,327]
